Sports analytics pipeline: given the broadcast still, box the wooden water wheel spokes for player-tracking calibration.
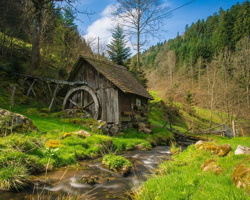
[63,86,100,119]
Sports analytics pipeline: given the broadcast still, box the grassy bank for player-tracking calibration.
[0,103,173,191]
[134,136,250,199]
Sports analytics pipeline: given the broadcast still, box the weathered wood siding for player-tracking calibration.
[71,61,119,123]
[118,91,148,122]
[118,91,132,122]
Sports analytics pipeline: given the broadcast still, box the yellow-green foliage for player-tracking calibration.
[0,32,31,49]
[45,140,61,148]
[170,142,181,155]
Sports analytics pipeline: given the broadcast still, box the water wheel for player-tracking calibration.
[62,86,100,119]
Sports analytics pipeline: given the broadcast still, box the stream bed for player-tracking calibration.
[0,146,171,200]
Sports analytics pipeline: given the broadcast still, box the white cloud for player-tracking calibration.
[83,4,138,55]
[83,5,115,54]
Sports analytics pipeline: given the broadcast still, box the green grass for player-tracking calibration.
[0,86,248,194]
[134,137,250,200]
[102,154,132,171]
[0,101,175,191]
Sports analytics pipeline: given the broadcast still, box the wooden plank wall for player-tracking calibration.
[72,62,119,123]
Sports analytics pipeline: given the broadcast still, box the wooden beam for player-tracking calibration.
[69,99,81,108]
[27,79,37,97]
[48,84,59,111]
[82,101,94,109]
[47,82,52,96]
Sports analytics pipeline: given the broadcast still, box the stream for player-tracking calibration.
[0,146,171,200]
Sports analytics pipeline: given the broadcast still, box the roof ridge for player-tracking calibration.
[81,55,128,71]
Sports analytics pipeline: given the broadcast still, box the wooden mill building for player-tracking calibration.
[62,56,153,124]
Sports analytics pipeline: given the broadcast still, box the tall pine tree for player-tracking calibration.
[107,25,131,65]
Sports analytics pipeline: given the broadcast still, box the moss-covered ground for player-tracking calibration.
[134,136,250,200]
[0,88,174,191]
[134,92,250,200]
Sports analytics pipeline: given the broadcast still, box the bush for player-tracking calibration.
[102,154,132,171]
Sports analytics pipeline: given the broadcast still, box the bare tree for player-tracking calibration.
[112,0,170,69]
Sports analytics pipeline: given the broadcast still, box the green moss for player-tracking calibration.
[102,154,132,171]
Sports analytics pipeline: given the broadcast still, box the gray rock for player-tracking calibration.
[0,108,37,135]
[109,126,119,135]
[235,145,250,155]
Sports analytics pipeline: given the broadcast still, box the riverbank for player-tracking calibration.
[0,145,172,200]
[0,107,174,192]
[133,136,250,200]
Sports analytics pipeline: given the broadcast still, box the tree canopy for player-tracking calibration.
[107,25,131,65]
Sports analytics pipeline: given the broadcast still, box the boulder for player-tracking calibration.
[0,108,37,135]
[195,140,231,156]
[138,122,152,134]
[201,159,222,175]
[78,175,100,185]
[74,129,91,138]
[235,145,250,155]
[109,125,120,135]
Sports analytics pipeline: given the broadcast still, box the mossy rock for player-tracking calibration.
[78,175,100,185]
[195,140,231,156]
[201,159,222,175]
[26,108,40,115]
[51,111,68,118]
[102,154,132,177]
[232,159,250,191]
[39,113,49,117]
[0,108,38,135]
[40,108,50,113]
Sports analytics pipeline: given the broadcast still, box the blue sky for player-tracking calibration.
[73,0,247,53]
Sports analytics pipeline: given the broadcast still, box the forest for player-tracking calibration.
[141,1,250,129]
[0,0,92,79]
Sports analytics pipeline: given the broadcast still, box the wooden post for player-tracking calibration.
[10,85,16,107]
[232,120,236,137]
[48,84,59,111]
[27,79,37,97]
[47,82,52,96]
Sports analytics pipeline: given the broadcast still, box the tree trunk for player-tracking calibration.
[31,2,42,70]
[136,27,140,70]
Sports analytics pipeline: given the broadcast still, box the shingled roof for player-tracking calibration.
[68,56,153,99]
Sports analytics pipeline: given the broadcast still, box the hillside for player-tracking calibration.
[140,1,250,131]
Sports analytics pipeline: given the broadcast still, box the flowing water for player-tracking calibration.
[0,146,171,200]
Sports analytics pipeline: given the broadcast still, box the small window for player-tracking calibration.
[136,98,141,107]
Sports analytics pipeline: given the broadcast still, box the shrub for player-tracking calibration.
[0,165,31,191]
[102,154,132,171]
